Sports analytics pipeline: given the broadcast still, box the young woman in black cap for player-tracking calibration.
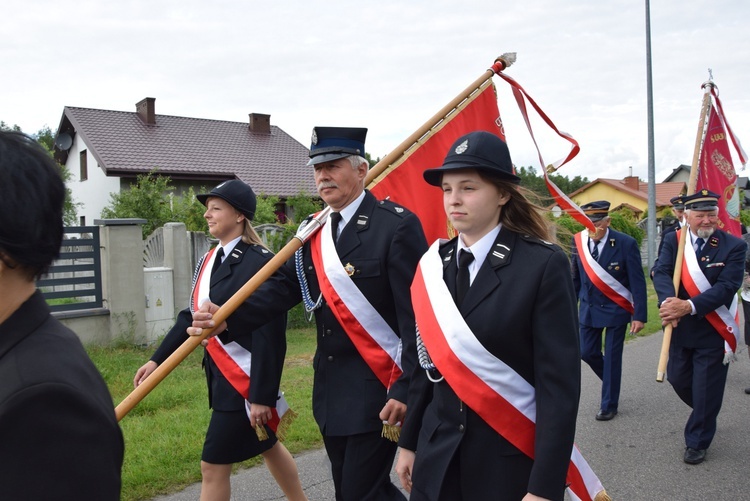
[395,131,583,501]
[134,180,307,501]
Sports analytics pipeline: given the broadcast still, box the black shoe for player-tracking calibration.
[595,410,617,421]
[744,387,750,395]
[683,447,706,464]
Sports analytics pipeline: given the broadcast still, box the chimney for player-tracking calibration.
[623,175,640,191]
[136,97,156,125]
[249,113,271,134]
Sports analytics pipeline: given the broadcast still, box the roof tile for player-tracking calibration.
[64,107,316,197]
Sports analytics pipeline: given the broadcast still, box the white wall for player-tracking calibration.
[67,134,121,226]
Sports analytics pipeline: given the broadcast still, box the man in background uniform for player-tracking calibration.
[653,190,746,465]
[571,201,647,421]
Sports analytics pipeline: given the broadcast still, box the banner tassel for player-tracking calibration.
[381,421,401,443]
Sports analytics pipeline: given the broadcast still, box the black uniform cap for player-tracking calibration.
[683,189,720,211]
[308,127,367,166]
[423,131,520,186]
[670,195,686,210]
[581,200,611,222]
[196,180,257,220]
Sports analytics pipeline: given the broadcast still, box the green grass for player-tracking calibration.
[640,266,666,339]
[87,326,321,501]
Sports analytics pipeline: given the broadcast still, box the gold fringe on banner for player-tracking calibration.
[381,422,401,443]
[594,489,612,501]
[254,407,299,442]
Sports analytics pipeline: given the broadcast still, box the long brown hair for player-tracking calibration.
[479,172,556,244]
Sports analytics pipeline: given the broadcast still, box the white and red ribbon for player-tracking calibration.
[308,218,402,389]
[710,86,748,167]
[678,229,740,360]
[205,336,289,433]
[494,70,594,232]
[574,232,635,315]
[191,247,220,312]
[411,240,607,501]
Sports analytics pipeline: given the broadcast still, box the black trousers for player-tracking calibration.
[667,344,729,449]
[323,431,405,501]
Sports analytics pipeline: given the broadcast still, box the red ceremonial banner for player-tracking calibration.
[696,104,742,236]
[368,81,503,244]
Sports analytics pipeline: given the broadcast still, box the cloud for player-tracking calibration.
[2,0,747,186]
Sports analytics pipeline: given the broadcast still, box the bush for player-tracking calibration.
[609,208,645,246]
[551,208,645,250]
[101,171,174,238]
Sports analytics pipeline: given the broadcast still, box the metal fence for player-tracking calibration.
[38,226,103,312]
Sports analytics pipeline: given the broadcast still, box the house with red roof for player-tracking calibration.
[53,98,314,226]
[565,175,686,219]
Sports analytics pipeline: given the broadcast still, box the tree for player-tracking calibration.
[171,186,210,232]
[365,152,381,169]
[101,170,324,244]
[253,194,281,225]
[101,171,174,238]
[263,191,323,253]
[1,122,80,225]
[550,208,645,251]
[516,165,589,204]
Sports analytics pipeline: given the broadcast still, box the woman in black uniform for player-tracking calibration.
[395,132,581,501]
[134,180,306,501]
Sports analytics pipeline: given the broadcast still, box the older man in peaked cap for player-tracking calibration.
[653,189,746,465]
[191,126,428,500]
[571,200,647,421]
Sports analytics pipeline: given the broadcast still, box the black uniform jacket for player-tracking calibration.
[0,291,124,499]
[152,241,286,411]
[401,228,581,501]
[226,191,428,437]
[653,228,746,348]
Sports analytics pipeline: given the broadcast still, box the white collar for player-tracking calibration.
[333,190,366,227]
[217,236,242,260]
[457,223,502,279]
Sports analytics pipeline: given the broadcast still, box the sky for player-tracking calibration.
[3,0,748,183]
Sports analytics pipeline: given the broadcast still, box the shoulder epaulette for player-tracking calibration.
[248,244,274,257]
[376,199,410,217]
[520,233,557,250]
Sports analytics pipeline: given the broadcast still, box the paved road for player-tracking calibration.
[152,332,750,500]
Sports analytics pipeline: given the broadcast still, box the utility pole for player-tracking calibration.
[645,0,657,268]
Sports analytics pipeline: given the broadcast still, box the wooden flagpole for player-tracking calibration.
[115,54,517,421]
[655,81,713,382]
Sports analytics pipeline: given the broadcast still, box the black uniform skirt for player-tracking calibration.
[201,409,277,464]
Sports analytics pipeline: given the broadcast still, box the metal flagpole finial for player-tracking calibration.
[701,68,716,92]
[495,53,517,71]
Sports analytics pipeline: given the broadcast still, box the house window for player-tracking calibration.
[79,150,88,181]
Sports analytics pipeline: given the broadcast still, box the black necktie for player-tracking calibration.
[456,250,475,307]
[211,247,224,276]
[329,212,342,244]
[695,237,705,254]
[591,241,599,261]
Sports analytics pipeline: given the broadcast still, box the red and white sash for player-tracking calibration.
[205,336,291,435]
[308,216,402,389]
[192,248,293,436]
[574,231,634,315]
[411,240,608,501]
[191,247,220,312]
[678,229,740,361]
